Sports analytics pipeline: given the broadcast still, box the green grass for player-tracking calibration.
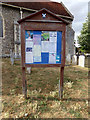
[69,109,82,118]
[2,58,88,118]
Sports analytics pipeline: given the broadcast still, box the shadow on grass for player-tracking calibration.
[26,96,60,101]
[62,98,89,102]
[2,118,88,120]
[26,96,89,102]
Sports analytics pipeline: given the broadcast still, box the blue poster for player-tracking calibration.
[25,30,62,64]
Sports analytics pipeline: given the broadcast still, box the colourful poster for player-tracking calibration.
[33,34,41,45]
[49,53,56,63]
[56,55,60,63]
[26,47,32,52]
[41,31,49,41]
[26,31,33,41]
[33,45,41,56]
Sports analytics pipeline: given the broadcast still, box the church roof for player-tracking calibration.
[1,0,74,20]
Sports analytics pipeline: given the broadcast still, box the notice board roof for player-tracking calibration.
[18,8,69,25]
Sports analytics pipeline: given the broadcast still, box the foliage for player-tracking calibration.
[78,13,90,52]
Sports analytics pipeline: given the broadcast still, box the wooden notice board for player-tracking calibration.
[18,8,69,99]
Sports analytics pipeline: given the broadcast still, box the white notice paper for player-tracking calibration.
[33,45,41,56]
[49,42,56,53]
[49,32,57,42]
[34,56,41,62]
[41,41,49,52]
[49,53,56,64]
[26,52,33,63]
[26,41,33,48]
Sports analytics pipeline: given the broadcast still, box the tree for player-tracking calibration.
[78,14,90,53]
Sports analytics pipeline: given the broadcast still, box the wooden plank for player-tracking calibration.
[24,22,65,31]
[61,25,66,67]
[25,20,63,23]
[25,64,61,68]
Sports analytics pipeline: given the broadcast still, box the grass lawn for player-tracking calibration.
[1,58,89,118]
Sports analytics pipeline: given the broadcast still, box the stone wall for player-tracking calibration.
[1,5,20,56]
[1,5,34,56]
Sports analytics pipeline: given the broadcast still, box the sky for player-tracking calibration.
[51,0,89,42]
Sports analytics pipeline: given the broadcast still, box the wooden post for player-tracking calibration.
[60,67,64,99]
[22,67,27,98]
[59,26,66,99]
[21,24,27,98]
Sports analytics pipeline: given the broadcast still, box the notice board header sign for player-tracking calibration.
[25,30,62,64]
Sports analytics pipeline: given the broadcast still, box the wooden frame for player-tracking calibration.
[18,8,68,99]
